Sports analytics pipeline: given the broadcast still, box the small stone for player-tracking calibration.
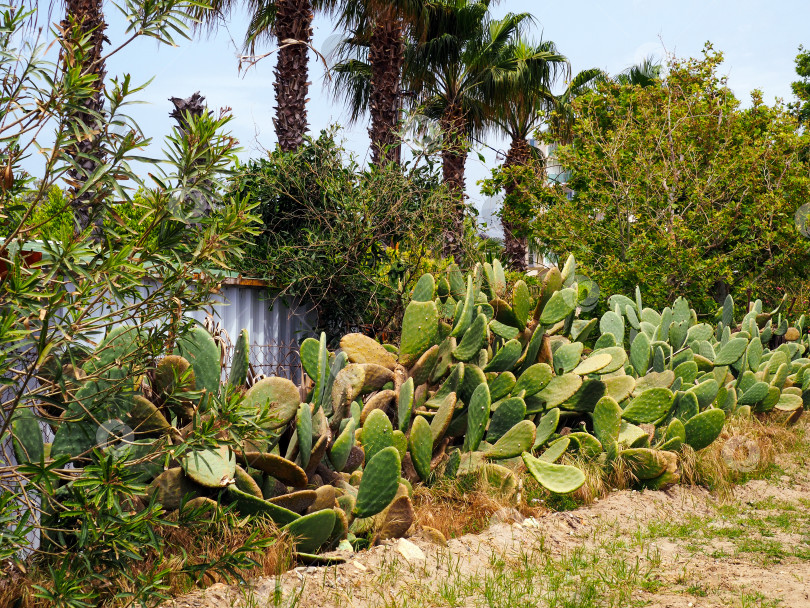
[421,526,448,546]
[395,538,426,562]
[351,560,367,572]
[523,517,540,529]
[489,507,524,526]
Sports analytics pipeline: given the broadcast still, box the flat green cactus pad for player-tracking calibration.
[488,372,516,401]
[238,452,307,487]
[484,339,523,373]
[464,383,491,452]
[486,397,526,443]
[429,391,457,444]
[539,288,577,325]
[522,452,585,494]
[411,273,436,302]
[536,373,582,408]
[174,325,221,397]
[183,446,236,488]
[593,396,622,445]
[354,446,401,518]
[283,509,337,553]
[622,388,675,424]
[244,377,300,429]
[539,437,569,462]
[299,338,320,381]
[453,313,488,362]
[604,375,636,403]
[229,329,250,388]
[398,378,415,431]
[233,465,263,499]
[362,409,394,464]
[553,342,583,375]
[328,419,356,472]
[410,345,439,386]
[409,415,433,481]
[684,408,726,450]
[226,485,300,525]
[400,300,440,367]
[533,408,560,449]
[11,406,44,464]
[514,363,552,397]
[590,346,627,374]
[572,353,612,375]
[714,337,748,366]
[485,420,536,459]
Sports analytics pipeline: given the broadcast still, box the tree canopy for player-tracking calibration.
[529,48,810,314]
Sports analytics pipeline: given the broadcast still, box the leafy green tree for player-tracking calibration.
[529,48,810,314]
[792,45,810,125]
[0,4,265,603]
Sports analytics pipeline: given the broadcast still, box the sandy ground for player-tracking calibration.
[165,453,810,608]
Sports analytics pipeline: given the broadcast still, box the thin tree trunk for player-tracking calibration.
[273,0,313,152]
[440,106,467,260]
[502,137,532,271]
[62,0,107,235]
[367,8,404,166]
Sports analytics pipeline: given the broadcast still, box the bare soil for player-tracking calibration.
[165,447,810,608]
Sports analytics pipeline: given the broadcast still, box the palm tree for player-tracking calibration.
[195,0,332,152]
[490,39,568,271]
[548,67,606,145]
[615,55,661,87]
[408,1,534,258]
[328,0,435,166]
[60,0,108,233]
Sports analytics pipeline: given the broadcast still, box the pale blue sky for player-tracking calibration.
[96,1,809,228]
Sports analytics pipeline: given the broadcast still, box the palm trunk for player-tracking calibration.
[273,0,313,152]
[367,8,404,166]
[440,106,467,259]
[502,137,532,271]
[62,0,107,235]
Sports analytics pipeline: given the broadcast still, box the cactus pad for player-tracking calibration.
[522,452,586,494]
[340,333,397,370]
[183,446,236,488]
[399,300,440,367]
[283,509,337,553]
[622,388,675,424]
[485,420,535,459]
[238,452,307,487]
[354,446,401,518]
[683,408,726,450]
[174,325,220,397]
[409,416,433,481]
[244,377,300,429]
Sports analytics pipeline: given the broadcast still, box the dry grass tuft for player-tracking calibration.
[681,413,806,499]
[411,472,543,539]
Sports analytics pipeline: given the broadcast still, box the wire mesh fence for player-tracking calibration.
[222,341,305,384]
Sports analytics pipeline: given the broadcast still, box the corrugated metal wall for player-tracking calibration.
[187,282,317,382]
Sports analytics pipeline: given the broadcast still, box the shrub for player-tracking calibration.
[230,129,457,339]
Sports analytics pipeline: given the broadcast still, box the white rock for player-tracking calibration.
[351,560,367,572]
[395,538,426,562]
